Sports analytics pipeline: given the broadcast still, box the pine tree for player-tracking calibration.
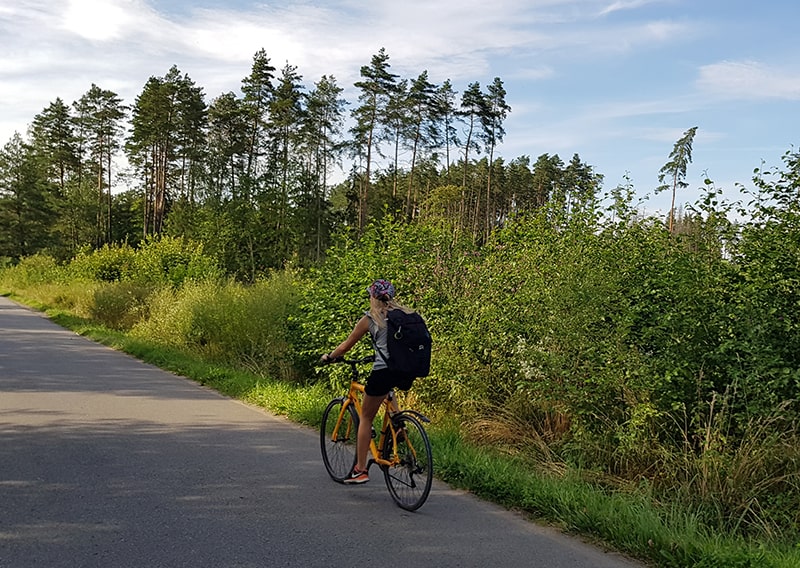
[127,67,206,237]
[434,80,459,180]
[657,126,698,233]
[457,81,485,236]
[241,49,276,197]
[207,91,248,202]
[405,71,439,218]
[73,84,127,245]
[299,75,346,261]
[29,98,78,195]
[269,62,306,261]
[0,134,58,258]
[351,47,398,230]
[480,77,510,237]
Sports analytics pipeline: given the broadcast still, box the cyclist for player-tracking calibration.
[320,279,414,484]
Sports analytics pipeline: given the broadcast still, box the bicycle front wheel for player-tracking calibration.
[382,413,433,511]
[320,397,358,482]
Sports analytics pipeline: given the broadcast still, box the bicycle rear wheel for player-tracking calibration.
[381,413,433,511]
[320,397,358,482]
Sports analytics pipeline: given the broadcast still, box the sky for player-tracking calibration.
[1,0,799,216]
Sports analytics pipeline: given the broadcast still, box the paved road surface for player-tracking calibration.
[0,296,643,567]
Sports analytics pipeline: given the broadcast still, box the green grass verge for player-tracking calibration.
[6,293,800,568]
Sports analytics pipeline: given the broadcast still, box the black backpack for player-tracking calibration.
[375,310,432,380]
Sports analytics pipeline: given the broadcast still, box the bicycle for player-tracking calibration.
[319,355,433,511]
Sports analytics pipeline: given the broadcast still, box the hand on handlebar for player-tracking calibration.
[319,353,374,366]
[320,353,343,364]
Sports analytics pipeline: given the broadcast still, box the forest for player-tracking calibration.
[2,47,799,563]
[0,47,558,275]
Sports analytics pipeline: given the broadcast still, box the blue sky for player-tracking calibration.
[1,0,798,216]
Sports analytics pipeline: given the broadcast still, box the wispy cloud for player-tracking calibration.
[1,0,795,207]
[598,0,664,17]
[696,60,800,101]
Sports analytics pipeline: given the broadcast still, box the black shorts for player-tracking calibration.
[365,367,414,397]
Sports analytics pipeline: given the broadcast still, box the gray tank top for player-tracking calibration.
[366,311,390,370]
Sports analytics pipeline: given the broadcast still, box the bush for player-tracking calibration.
[90,282,154,330]
[69,244,137,282]
[68,237,221,286]
[132,272,300,382]
[131,236,222,285]
[0,253,64,288]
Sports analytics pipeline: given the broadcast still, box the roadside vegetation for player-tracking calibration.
[3,149,800,567]
[2,46,799,567]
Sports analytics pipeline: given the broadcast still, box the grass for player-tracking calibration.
[4,291,800,567]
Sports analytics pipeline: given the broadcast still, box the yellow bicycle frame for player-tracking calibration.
[333,381,409,468]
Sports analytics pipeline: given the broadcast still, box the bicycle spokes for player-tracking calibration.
[381,413,433,511]
[320,398,358,483]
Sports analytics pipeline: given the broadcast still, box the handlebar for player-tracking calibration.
[322,354,375,366]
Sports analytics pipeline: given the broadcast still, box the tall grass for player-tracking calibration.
[131,272,301,382]
[662,399,800,539]
[3,229,800,566]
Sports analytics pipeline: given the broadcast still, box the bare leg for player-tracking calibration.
[356,393,385,471]
[387,390,400,414]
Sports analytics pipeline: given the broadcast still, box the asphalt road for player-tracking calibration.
[0,296,644,568]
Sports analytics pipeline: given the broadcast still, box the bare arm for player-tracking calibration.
[322,316,371,361]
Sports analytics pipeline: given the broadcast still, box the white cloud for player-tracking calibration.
[62,0,132,41]
[697,60,800,101]
[1,0,795,209]
[598,0,663,17]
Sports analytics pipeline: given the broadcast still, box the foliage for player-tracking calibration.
[4,65,800,554]
[69,243,137,282]
[0,253,64,288]
[89,282,154,330]
[131,271,300,381]
[291,214,479,399]
[129,236,222,285]
[68,236,221,285]
[0,134,60,259]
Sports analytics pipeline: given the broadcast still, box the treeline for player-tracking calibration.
[0,47,602,279]
[4,41,800,544]
[2,147,798,543]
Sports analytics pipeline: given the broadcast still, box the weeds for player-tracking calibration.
[3,230,800,567]
[90,282,154,330]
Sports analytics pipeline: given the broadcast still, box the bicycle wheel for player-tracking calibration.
[381,413,433,511]
[320,397,359,482]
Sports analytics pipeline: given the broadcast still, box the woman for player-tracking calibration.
[320,279,414,484]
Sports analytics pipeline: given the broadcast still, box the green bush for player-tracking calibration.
[132,272,300,382]
[131,236,222,285]
[69,244,137,282]
[68,237,221,286]
[90,282,154,330]
[292,216,479,397]
[0,253,64,288]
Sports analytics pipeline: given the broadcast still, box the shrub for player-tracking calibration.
[69,244,137,282]
[0,253,64,288]
[132,272,301,382]
[90,282,154,330]
[67,237,221,286]
[130,236,222,285]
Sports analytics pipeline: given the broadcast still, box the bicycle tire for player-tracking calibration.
[320,397,359,482]
[381,413,433,511]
